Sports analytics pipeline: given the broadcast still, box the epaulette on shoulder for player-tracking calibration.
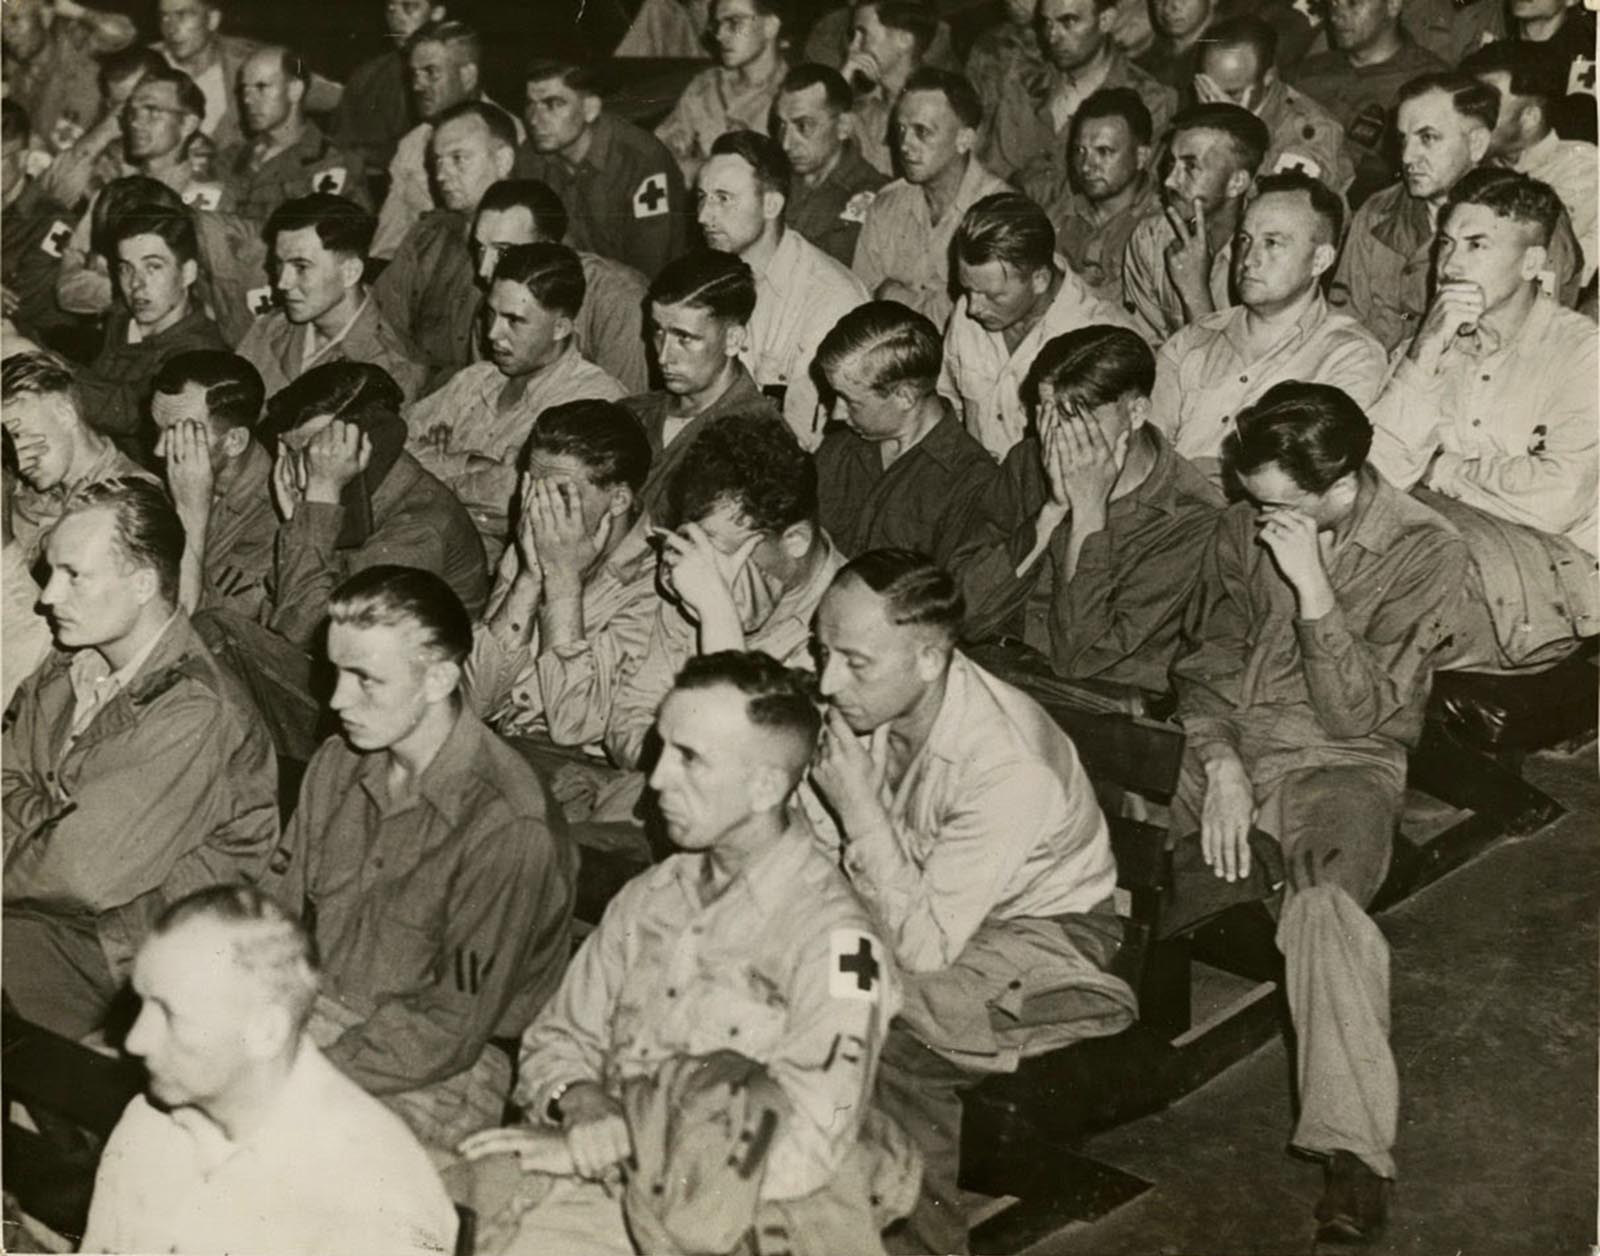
[127,653,211,707]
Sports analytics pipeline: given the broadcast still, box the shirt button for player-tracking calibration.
[1238,374,1248,383]
[666,987,677,998]
[1472,419,1481,426]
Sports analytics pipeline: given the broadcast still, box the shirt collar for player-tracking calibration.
[579,110,617,173]
[69,609,182,701]
[355,702,487,824]
[669,821,815,915]
[1220,288,1330,358]
[1338,463,1405,556]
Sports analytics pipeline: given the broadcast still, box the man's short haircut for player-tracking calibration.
[524,55,603,96]
[647,250,758,325]
[1460,41,1565,112]
[490,241,586,318]
[1397,71,1501,134]
[58,476,185,607]
[92,175,185,260]
[709,129,793,202]
[154,884,321,1036]
[1073,86,1153,147]
[857,0,939,55]
[432,98,519,151]
[329,564,473,667]
[1226,381,1372,494]
[671,411,817,533]
[407,18,482,66]
[2,349,79,406]
[264,192,377,260]
[151,351,265,432]
[478,179,568,242]
[780,63,852,114]
[815,300,942,395]
[134,64,208,122]
[264,360,404,439]
[900,66,983,131]
[1171,102,1270,174]
[674,649,822,759]
[2,99,29,146]
[110,203,199,268]
[1027,324,1156,409]
[100,45,168,93]
[260,45,312,89]
[836,548,962,644]
[1251,169,1345,246]
[526,398,652,494]
[1442,164,1563,247]
[742,0,786,18]
[954,191,1056,275]
[1204,15,1278,74]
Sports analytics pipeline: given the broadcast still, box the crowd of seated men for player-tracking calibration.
[1,0,1594,1252]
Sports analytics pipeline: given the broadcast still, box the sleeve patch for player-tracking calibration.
[182,183,222,211]
[632,173,671,218]
[829,929,883,1003]
[41,221,73,258]
[839,189,876,223]
[1272,151,1322,179]
[246,285,276,316]
[313,166,347,194]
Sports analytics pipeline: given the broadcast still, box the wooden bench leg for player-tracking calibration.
[1408,723,1566,837]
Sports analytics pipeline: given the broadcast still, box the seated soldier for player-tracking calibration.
[459,650,906,1256]
[1000,324,1224,694]
[963,0,1049,140]
[852,68,1008,327]
[1,349,150,556]
[217,46,368,223]
[1168,382,1467,1244]
[2,465,55,709]
[774,63,889,266]
[2,0,136,161]
[814,300,1017,636]
[1122,102,1269,345]
[1370,168,1597,671]
[468,400,661,765]
[515,56,690,280]
[841,0,940,176]
[404,242,624,561]
[698,130,867,448]
[329,0,438,173]
[3,477,278,1040]
[938,190,1136,457]
[803,550,1136,1256]
[655,0,788,182]
[469,179,650,393]
[263,566,576,1151]
[1331,71,1582,352]
[372,99,519,387]
[1018,88,1156,308]
[83,885,459,1256]
[626,249,779,520]
[238,193,424,401]
[81,202,225,441]
[1,100,85,353]
[150,350,276,620]
[195,361,487,760]
[1150,171,1386,480]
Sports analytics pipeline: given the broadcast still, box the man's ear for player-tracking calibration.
[955,125,975,157]
[761,188,786,222]
[1124,392,1151,430]
[1310,240,1337,280]
[835,111,855,144]
[778,518,814,559]
[1134,142,1152,172]
[746,760,792,814]
[1096,6,1117,34]
[1518,242,1549,283]
[422,658,461,704]
[913,636,950,683]
[133,564,161,608]
[179,113,201,143]
[287,78,307,111]
[582,93,603,126]
[1224,167,1252,200]
[180,258,199,291]
[430,4,447,20]
[242,1000,292,1063]
[493,142,516,180]
[1466,123,1490,166]
[723,322,749,357]
[459,60,481,97]
[220,424,251,460]
[206,7,222,34]
[607,484,635,521]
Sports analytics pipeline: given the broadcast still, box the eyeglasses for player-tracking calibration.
[710,15,753,33]
[120,103,188,124]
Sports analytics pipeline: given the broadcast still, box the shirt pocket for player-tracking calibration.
[679,972,790,1060]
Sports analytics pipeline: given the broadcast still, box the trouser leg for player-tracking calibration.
[2,912,117,1040]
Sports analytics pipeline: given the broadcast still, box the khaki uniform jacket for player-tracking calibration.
[3,614,278,982]
[217,122,370,224]
[197,440,279,623]
[655,59,787,182]
[371,208,478,387]
[1255,79,1355,193]
[237,296,426,404]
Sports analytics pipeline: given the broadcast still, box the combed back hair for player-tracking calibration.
[780,62,852,114]
[1442,165,1563,247]
[954,191,1056,275]
[328,565,473,667]
[151,351,265,432]
[154,885,321,1036]
[648,249,758,324]
[526,398,653,494]
[110,203,199,267]
[671,411,817,534]
[1073,86,1153,147]
[2,99,29,145]
[674,650,822,759]
[100,45,168,94]
[1397,71,1500,133]
[837,548,963,643]
[260,45,312,88]
[1460,41,1565,111]
[900,66,983,131]
[524,56,604,96]
[92,175,183,260]
[2,349,79,405]
[1027,324,1156,410]
[1204,15,1278,74]
[408,19,482,65]
[58,477,185,606]
[1172,102,1270,173]
[264,192,377,259]
[432,98,519,151]
[133,64,207,121]
[815,300,942,395]
[1226,381,1372,494]
[491,241,586,318]
[857,0,939,54]
[264,360,404,437]
[479,179,569,242]
[1251,169,1345,246]
[709,129,792,201]
[744,0,785,17]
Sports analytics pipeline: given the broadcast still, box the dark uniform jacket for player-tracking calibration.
[784,143,888,267]
[80,304,227,439]
[217,121,370,223]
[371,209,477,389]
[330,49,413,173]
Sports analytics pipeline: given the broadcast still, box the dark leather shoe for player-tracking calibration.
[1314,1150,1390,1245]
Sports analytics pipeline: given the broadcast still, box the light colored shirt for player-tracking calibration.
[66,611,179,740]
[1120,208,1235,345]
[81,1041,457,1256]
[654,58,787,181]
[852,157,1010,326]
[1514,130,1598,286]
[404,348,625,555]
[939,257,1139,457]
[743,228,868,448]
[1368,295,1598,556]
[800,650,1117,974]
[1150,292,1387,467]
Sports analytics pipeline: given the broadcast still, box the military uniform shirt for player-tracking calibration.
[655,59,788,181]
[217,121,368,223]
[784,142,887,267]
[237,296,426,404]
[1121,209,1235,345]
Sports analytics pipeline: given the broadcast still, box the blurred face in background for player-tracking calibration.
[408,37,474,121]
[774,84,848,180]
[158,0,220,62]
[1072,112,1148,203]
